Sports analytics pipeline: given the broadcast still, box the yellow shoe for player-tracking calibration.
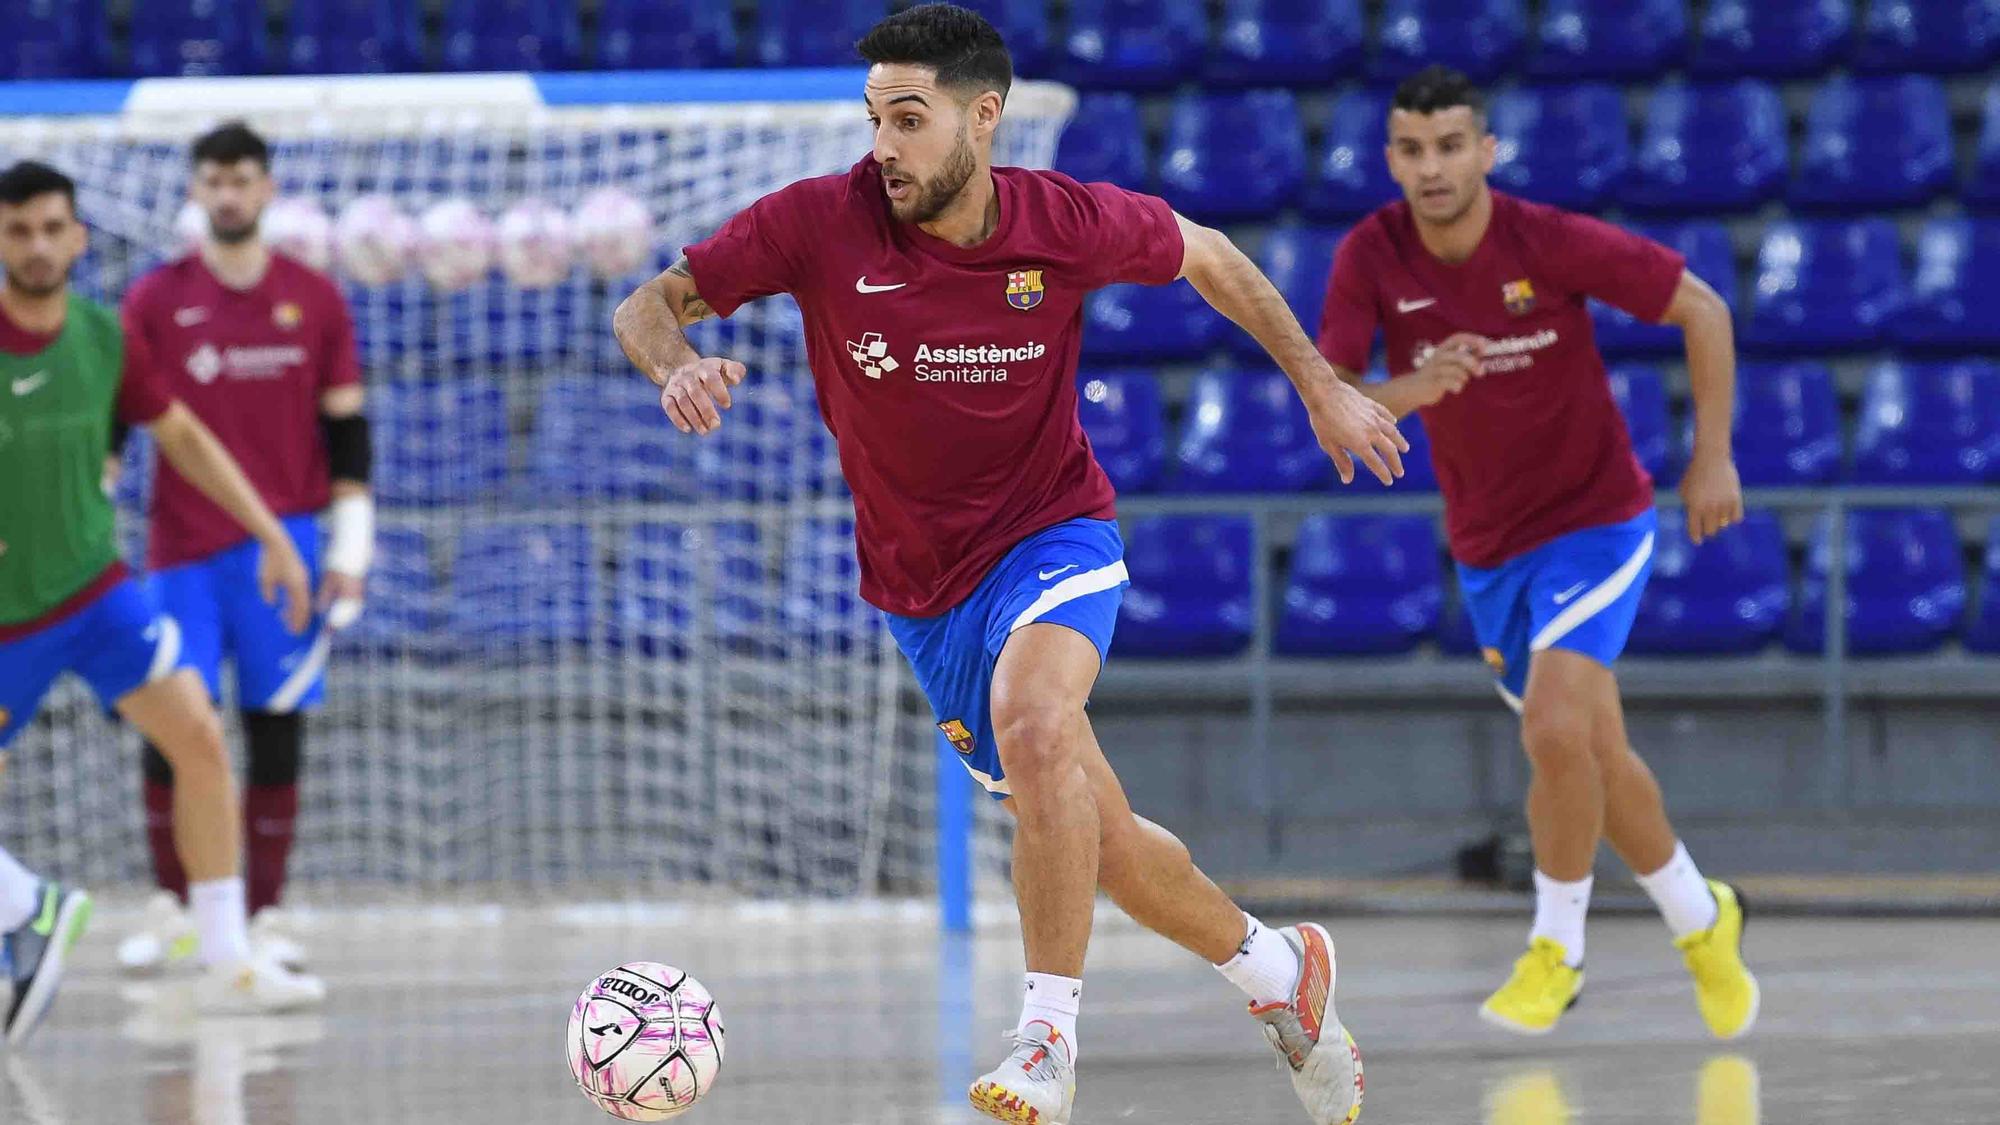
[1478,937,1582,1036]
[1676,881,1760,1040]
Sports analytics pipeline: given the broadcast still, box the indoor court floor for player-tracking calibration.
[3,902,1997,1123]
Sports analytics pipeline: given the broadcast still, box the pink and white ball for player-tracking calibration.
[497,198,575,288]
[415,198,495,291]
[568,962,725,1121]
[572,187,654,280]
[333,194,416,285]
[263,196,334,272]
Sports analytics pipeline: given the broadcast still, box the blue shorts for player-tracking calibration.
[885,518,1129,802]
[0,576,189,749]
[1457,509,1658,711]
[150,514,328,714]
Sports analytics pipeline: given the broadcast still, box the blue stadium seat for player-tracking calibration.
[1627,509,1788,655]
[1232,224,1344,358]
[1622,81,1787,212]
[1894,219,2000,349]
[1975,82,2000,210]
[442,0,579,71]
[1276,515,1442,655]
[1172,369,1331,493]
[1303,89,1398,220]
[781,520,878,652]
[451,523,597,649]
[1853,360,2000,484]
[1608,364,1674,482]
[692,380,808,503]
[529,376,694,503]
[1967,519,2000,653]
[372,378,510,507]
[598,0,737,69]
[1208,0,1365,86]
[708,522,770,652]
[1529,0,1686,79]
[335,527,439,654]
[1745,220,1906,352]
[1855,0,2000,73]
[614,523,695,659]
[286,0,420,74]
[2,0,103,78]
[1792,76,1953,210]
[1078,370,1168,493]
[1702,361,1842,486]
[952,0,1053,76]
[128,0,266,77]
[1159,91,1306,221]
[1592,221,1737,356]
[1054,92,1150,190]
[1438,597,1480,655]
[1787,509,1968,655]
[1116,515,1255,657]
[1488,84,1629,210]
[1061,0,1206,90]
[1082,282,1226,361]
[755,0,882,68]
[1692,0,1851,78]
[1372,0,1527,83]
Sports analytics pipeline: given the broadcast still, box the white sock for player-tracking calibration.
[1019,973,1082,1064]
[189,878,252,967]
[1530,870,1593,967]
[0,847,41,933]
[1636,841,1719,940]
[1215,913,1302,1007]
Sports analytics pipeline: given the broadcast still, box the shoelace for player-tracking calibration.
[997,1030,1068,1083]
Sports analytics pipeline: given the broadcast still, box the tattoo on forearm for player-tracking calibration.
[664,256,715,324]
[667,256,694,279]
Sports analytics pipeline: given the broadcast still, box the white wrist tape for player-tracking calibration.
[325,493,375,577]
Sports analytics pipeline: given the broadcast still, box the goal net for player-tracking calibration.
[0,73,1071,906]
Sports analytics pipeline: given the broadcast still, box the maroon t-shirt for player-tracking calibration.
[123,252,360,569]
[1317,192,1684,568]
[685,157,1186,616]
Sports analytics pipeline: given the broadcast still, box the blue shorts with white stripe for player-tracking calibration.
[0,576,187,748]
[885,517,1129,801]
[1457,508,1658,712]
[149,513,330,714]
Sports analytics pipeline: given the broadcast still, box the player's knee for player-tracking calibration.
[1520,702,1592,773]
[155,707,229,777]
[990,700,1078,785]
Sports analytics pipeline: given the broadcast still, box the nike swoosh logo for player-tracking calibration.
[1396,298,1437,314]
[11,372,49,396]
[32,886,57,936]
[1038,564,1078,581]
[1553,581,1590,606]
[855,277,907,294]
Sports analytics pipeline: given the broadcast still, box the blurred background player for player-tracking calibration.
[615,7,1402,1123]
[1314,67,1758,1040]
[0,159,325,1028]
[115,122,371,976]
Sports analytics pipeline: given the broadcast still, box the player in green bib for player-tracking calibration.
[0,160,326,1041]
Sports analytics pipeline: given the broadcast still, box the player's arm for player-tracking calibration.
[1658,268,1742,544]
[1342,336,1491,421]
[1171,214,1407,485]
[318,382,372,628]
[613,256,745,436]
[148,402,312,632]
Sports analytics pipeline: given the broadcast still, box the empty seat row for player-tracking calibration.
[1116,509,2000,659]
[1057,79,1985,219]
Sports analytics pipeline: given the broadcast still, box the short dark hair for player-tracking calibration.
[858,3,1012,104]
[0,160,77,213]
[1391,65,1486,125]
[191,120,270,170]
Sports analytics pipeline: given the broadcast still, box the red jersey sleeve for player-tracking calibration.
[319,282,362,391]
[682,180,817,319]
[1530,209,1686,324]
[115,324,174,426]
[1070,182,1185,289]
[1315,228,1379,373]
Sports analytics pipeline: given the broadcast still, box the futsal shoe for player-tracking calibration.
[3,882,94,1046]
[193,954,326,1016]
[249,907,310,972]
[968,1020,1075,1124]
[116,890,199,975]
[1479,937,1583,1036]
[1676,881,1759,1040]
[1249,923,1364,1125]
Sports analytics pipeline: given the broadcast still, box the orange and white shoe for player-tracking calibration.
[1249,923,1364,1125]
[968,1020,1075,1124]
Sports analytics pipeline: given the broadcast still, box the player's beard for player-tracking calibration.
[897,127,977,226]
[2,262,66,299]
[208,210,261,245]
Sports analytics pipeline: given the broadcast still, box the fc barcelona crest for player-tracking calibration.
[939,719,975,755]
[1005,269,1045,311]
[1501,278,1537,316]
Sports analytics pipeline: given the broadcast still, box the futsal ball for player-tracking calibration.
[568,962,725,1121]
[173,199,207,254]
[333,194,416,286]
[414,198,495,292]
[497,198,575,288]
[572,186,654,280]
[263,196,334,272]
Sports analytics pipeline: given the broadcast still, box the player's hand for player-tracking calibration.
[257,536,314,634]
[318,570,367,631]
[1302,370,1409,486]
[1406,332,1490,408]
[1680,451,1744,546]
[660,357,748,436]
